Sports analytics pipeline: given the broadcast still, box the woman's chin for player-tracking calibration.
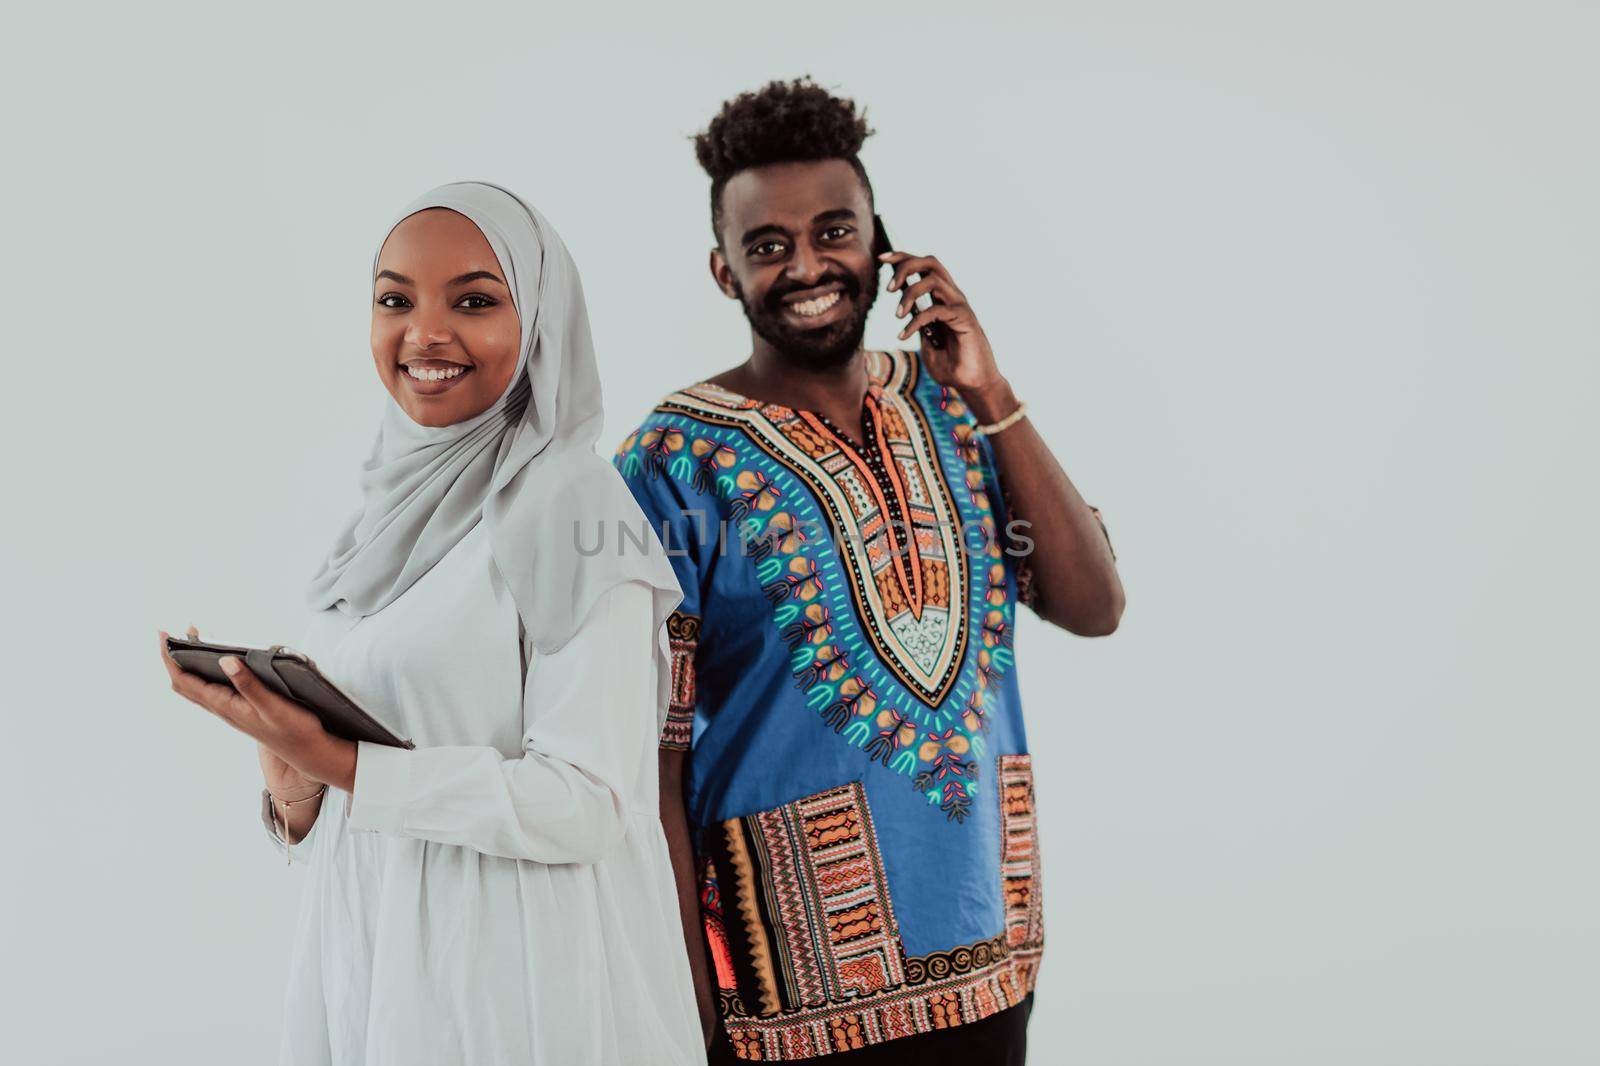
[382,364,518,428]
[393,392,495,428]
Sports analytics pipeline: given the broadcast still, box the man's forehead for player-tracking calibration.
[721,158,871,234]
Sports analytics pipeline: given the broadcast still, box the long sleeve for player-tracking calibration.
[343,579,658,864]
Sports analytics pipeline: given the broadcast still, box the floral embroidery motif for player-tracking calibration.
[615,351,1022,821]
[666,352,970,706]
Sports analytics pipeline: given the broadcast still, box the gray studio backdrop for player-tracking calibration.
[2,2,1595,1064]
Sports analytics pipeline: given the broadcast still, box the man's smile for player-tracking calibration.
[776,280,851,327]
[790,291,842,317]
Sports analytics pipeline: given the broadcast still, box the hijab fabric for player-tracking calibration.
[307,182,682,711]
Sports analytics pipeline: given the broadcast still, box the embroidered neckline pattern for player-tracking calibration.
[615,350,1020,821]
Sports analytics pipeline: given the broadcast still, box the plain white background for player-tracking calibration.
[3,2,1596,1063]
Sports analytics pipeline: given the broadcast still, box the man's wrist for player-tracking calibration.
[964,376,1019,424]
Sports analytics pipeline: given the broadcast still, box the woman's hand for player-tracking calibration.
[160,628,359,793]
[258,741,319,798]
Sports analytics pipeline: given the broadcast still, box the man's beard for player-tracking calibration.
[734,269,879,370]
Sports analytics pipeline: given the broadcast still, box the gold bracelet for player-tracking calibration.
[973,400,1028,437]
[268,784,327,866]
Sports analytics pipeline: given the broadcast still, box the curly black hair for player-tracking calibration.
[694,76,876,242]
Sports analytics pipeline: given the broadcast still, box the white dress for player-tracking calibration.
[266,522,704,1066]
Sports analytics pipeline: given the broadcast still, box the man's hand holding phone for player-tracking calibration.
[878,248,1010,415]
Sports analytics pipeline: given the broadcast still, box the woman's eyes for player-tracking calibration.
[374,293,498,310]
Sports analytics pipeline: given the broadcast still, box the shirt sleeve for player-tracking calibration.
[983,419,1115,613]
[1011,499,1115,610]
[342,579,659,864]
[612,424,710,752]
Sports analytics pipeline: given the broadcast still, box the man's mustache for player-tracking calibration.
[762,272,862,313]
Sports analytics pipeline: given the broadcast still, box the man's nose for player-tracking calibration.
[783,244,826,286]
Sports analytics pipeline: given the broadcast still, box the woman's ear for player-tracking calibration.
[708,247,740,300]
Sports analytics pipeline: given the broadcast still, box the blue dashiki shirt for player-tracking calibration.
[613,348,1072,1061]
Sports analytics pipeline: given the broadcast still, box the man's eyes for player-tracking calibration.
[749,228,852,258]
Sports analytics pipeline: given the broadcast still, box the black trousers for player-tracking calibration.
[707,994,1034,1066]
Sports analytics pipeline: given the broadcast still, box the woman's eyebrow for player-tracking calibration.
[449,270,507,288]
[375,269,414,285]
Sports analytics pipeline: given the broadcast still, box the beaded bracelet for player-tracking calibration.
[973,401,1028,437]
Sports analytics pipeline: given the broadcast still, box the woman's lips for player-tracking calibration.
[399,362,473,395]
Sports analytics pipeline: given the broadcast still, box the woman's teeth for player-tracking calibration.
[405,365,467,381]
[790,291,842,318]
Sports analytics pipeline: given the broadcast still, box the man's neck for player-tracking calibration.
[710,341,871,432]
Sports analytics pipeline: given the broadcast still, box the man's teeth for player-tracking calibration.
[790,291,842,317]
[405,365,467,382]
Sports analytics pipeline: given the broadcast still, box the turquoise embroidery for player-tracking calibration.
[616,363,1019,822]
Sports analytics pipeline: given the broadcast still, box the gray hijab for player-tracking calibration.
[307,182,681,690]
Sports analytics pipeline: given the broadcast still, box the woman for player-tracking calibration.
[159,182,704,1065]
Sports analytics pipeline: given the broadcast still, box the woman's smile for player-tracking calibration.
[399,358,475,395]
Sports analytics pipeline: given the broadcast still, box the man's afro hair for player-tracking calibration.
[694,77,876,239]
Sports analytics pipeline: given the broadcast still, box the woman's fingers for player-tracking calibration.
[220,657,307,729]
[161,628,218,706]
[162,638,316,751]
[171,667,254,727]
[158,630,184,684]
[159,624,203,683]
[160,633,287,747]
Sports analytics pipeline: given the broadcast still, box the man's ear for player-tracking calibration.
[709,247,740,300]
[871,214,893,260]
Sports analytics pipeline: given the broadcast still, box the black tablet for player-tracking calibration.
[166,635,414,749]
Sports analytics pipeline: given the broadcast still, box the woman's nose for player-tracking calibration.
[405,318,453,350]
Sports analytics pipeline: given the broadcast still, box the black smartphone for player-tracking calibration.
[873,214,946,349]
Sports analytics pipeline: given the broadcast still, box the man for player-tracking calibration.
[614,78,1124,1064]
